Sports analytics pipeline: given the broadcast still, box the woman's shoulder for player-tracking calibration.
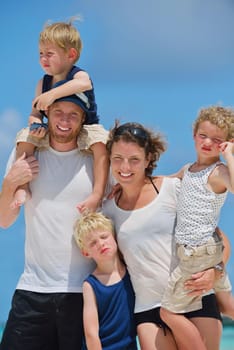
[151,175,180,190]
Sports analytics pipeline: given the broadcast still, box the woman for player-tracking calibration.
[102,122,226,350]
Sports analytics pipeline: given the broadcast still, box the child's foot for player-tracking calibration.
[11,188,31,209]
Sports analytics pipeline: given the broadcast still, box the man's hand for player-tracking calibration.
[5,153,39,191]
[0,153,39,228]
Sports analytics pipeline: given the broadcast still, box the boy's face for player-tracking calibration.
[82,229,117,261]
[39,42,74,76]
[194,121,228,157]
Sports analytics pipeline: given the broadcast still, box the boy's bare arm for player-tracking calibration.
[32,71,92,112]
[29,79,44,125]
[83,282,102,350]
[219,141,234,193]
[208,141,234,194]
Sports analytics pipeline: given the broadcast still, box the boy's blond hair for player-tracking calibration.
[193,106,234,140]
[40,19,82,61]
[74,212,115,250]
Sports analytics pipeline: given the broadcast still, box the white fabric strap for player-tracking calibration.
[76,92,90,109]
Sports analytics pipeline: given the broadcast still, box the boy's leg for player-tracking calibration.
[137,323,177,350]
[12,126,48,208]
[135,307,177,350]
[185,294,222,350]
[160,308,207,350]
[190,317,222,350]
[11,142,36,208]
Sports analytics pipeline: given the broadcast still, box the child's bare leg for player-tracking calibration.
[216,291,234,319]
[11,142,36,208]
[191,317,222,350]
[160,308,207,350]
[137,323,178,350]
[77,142,109,213]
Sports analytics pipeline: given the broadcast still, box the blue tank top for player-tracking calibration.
[42,66,99,125]
[82,271,137,350]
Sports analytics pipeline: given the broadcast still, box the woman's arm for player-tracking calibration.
[216,227,230,264]
[184,228,230,295]
[168,165,186,179]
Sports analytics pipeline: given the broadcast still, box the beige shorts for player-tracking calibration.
[161,234,232,313]
[15,124,109,151]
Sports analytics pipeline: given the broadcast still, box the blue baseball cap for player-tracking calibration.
[51,79,99,124]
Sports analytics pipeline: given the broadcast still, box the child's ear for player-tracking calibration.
[82,249,90,258]
[68,48,78,61]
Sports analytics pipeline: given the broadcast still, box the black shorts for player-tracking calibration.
[135,294,222,331]
[0,290,84,350]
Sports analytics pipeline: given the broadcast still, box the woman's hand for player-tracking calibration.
[184,268,217,296]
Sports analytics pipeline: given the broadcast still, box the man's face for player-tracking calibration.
[48,101,85,147]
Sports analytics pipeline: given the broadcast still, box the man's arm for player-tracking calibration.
[0,153,39,228]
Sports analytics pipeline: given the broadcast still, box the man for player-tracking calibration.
[0,82,101,349]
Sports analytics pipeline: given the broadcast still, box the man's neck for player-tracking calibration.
[49,139,78,152]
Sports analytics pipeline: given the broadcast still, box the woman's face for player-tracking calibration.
[110,140,149,185]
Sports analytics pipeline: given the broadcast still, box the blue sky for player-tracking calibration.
[1,0,234,322]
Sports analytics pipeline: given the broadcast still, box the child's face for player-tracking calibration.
[194,121,228,157]
[82,229,117,261]
[39,42,72,76]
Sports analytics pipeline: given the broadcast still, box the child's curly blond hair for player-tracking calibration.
[193,106,234,140]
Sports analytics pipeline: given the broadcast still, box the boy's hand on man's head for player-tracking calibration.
[33,90,56,111]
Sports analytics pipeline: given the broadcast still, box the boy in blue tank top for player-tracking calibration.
[74,212,137,350]
[14,19,109,213]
